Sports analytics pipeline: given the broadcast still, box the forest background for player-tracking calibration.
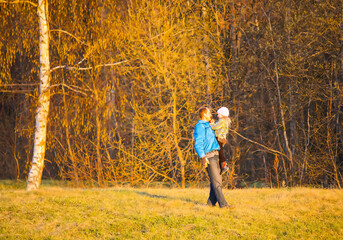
[0,0,342,189]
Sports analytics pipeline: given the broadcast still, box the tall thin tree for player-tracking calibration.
[27,0,50,191]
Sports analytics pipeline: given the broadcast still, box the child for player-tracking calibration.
[210,107,231,175]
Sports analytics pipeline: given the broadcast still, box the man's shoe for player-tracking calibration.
[205,201,215,207]
[220,165,229,175]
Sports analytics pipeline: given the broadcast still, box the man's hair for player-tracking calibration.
[199,107,209,118]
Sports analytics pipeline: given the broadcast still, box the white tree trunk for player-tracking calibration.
[27,0,50,191]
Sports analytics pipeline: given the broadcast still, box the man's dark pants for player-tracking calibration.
[206,155,228,207]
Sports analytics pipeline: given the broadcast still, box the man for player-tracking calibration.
[194,107,231,208]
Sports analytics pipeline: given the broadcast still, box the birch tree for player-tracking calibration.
[26,0,50,190]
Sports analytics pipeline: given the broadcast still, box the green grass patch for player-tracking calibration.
[0,182,342,239]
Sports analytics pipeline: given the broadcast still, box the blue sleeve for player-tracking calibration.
[194,124,205,158]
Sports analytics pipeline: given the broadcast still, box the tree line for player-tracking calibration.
[0,0,342,189]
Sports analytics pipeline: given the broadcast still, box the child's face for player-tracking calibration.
[217,113,224,119]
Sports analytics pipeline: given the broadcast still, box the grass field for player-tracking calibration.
[0,181,342,239]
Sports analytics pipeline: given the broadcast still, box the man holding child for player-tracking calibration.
[193,107,233,208]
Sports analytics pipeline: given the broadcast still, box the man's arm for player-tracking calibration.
[194,124,206,158]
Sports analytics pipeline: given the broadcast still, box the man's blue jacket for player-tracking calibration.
[194,120,220,158]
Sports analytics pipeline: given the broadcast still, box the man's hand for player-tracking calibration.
[201,157,209,167]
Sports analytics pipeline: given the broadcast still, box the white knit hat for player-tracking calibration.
[217,107,229,117]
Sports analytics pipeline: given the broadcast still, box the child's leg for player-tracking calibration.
[217,138,226,170]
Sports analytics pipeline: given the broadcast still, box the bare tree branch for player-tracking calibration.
[229,129,290,160]
[0,89,34,93]
[0,0,37,7]
[119,148,181,188]
[0,83,39,87]
[50,29,89,46]
[45,83,88,96]
[50,60,129,72]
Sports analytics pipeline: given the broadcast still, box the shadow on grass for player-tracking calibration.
[133,190,202,205]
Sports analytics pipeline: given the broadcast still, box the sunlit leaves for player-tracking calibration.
[1,0,342,187]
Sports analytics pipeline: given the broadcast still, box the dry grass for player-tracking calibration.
[0,181,342,239]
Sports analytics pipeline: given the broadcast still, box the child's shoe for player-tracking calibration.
[220,162,229,175]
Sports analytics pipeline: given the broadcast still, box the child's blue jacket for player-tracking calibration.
[194,120,220,158]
